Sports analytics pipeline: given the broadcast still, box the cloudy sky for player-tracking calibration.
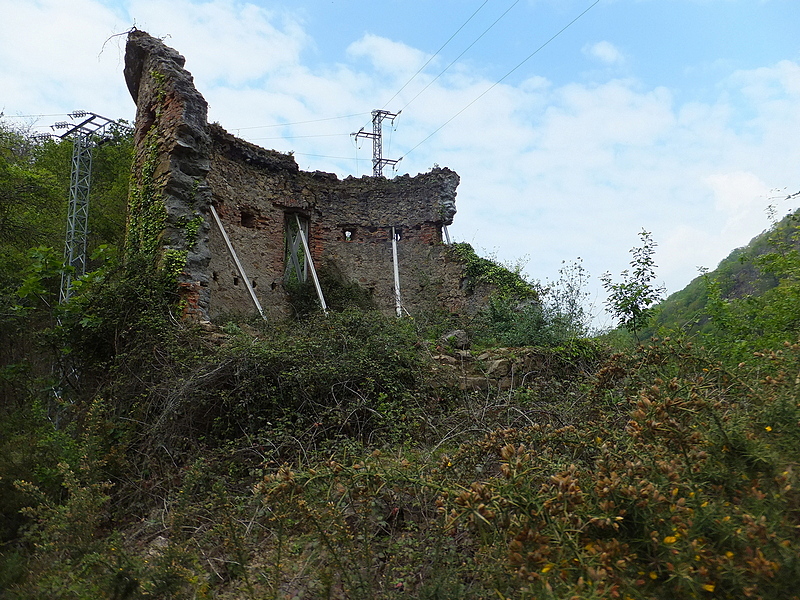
[2,0,799,323]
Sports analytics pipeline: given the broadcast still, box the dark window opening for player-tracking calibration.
[240,210,256,228]
[212,271,218,282]
[233,276,240,286]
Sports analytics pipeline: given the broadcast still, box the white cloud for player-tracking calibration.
[346,34,430,80]
[125,0,309,86]
[0,0,129,120]
[583,41,625,65]
[707,172,768,219]
[729,60,800,105]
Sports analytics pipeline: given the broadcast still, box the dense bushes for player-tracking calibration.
[6,262,800,598]
[153,310,436,450]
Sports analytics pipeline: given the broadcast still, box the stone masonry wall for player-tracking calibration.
[124,29,214,318]
[124,30,488,321]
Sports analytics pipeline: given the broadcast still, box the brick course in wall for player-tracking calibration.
[124,30,490,321]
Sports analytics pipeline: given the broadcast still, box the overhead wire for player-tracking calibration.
[352,0,519,165]
[399,0,601,162]
[283,0,597,171]
[246,133,349,141]
[293,151,365,160]
[232,112,368,132]
[352,0,495,140]
[379,0,490,111]
[0,112,72,119]
[398,0,522,114]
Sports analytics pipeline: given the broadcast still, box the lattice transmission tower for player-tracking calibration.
[51,111,121,302]
[352,110,401,177]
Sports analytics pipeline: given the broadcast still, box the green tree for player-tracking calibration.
[601,229,665,339]
[31,121,133,256]
[541,257,593,339]
[0,124,62,289]
[0,120,132,291]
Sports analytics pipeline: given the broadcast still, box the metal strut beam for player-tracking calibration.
[391,226,402,317]
[295,215,328,314]
[210,205,267,320]
[284,215,328,314]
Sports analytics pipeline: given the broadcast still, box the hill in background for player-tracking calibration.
[653,203,800,345]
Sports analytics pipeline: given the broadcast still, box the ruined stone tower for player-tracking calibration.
[124,30,487,320]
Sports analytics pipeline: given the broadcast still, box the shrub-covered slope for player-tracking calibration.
[3,121,800,599]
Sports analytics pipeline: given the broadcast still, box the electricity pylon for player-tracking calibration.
[51,111,120,302]
[352,110,401,177]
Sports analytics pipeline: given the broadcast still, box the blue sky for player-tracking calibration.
[2,0,800,326]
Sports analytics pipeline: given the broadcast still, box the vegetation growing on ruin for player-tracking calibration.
[449,242,535,299]
[2,121,800,599]
[125,131,165,263]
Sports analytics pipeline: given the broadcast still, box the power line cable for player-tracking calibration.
[380,0,490,110]
[246,133,349,141]
[398,0,521,114]
[1,112,72,118]
[400,0,600,161]
[294,151,366,160]
[352,0,518,148]
[232,112,368,132]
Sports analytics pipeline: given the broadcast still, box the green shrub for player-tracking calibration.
[444,338,800,599]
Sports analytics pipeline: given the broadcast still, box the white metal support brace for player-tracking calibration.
[294,214,328,314]
[210,204,267,320]
[285,218,306,283]
[391,226,402,317]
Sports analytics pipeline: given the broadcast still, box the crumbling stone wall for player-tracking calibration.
[124,29,213,318]
[124,30,486,320]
